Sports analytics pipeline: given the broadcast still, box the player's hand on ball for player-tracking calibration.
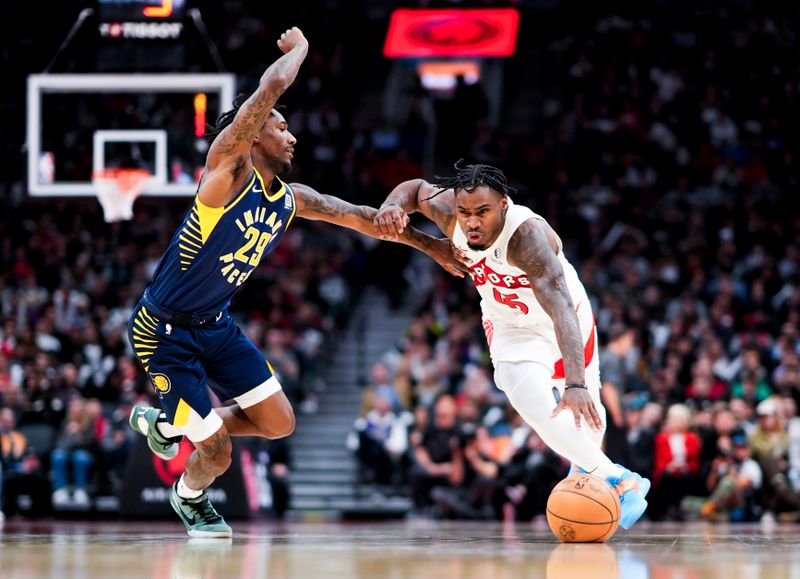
[427,238,471,278]
[374,205,409,239]
[551,387,604,432]
[278,27,308,53]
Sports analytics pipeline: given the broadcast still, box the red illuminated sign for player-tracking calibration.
[384,8,519,58]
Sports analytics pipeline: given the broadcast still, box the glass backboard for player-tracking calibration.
[27,73,235,197]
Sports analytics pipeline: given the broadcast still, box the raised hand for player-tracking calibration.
[277,27,308,53]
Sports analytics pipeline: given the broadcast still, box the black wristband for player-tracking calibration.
[565,383,588,390]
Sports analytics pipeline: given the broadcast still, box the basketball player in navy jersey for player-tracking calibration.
[127,27,469,537]
[373,162,650,529]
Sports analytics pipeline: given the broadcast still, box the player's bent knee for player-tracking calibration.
[276,409,296,438]
[264,406,295,439]
[243,389,296,439]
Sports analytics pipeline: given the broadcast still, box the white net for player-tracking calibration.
[92,169,150,222]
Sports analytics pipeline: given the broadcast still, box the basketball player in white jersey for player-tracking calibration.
[374,161,649,528]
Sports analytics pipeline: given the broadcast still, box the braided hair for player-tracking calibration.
[204,93,286,144]
[426,160,516,201]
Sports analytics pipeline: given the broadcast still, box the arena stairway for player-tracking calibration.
[286,285,417,520]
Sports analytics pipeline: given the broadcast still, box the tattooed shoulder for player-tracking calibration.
[507,219,556,278]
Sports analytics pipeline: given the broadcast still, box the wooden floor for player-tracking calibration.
[2,518,800,578]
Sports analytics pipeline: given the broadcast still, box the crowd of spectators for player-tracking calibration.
[349,1,800,523]
[2,0,799,524]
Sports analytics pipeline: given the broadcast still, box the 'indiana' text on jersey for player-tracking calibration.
[146,170,296,316]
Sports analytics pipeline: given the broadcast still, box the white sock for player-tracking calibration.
[176,474,203,499]
[155,413,182,439]
[495,361,625,481]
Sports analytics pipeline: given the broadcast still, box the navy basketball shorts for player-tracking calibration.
[127,303,282,442]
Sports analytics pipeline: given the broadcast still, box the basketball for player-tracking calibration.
[546,474,620,543]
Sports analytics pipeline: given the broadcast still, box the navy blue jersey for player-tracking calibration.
[146,170,296,316]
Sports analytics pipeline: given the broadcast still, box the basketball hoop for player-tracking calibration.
[91,168,151,223]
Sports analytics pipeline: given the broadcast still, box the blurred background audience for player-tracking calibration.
[2,0,799,522]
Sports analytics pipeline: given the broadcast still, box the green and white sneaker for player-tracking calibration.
[170,482,232,538]
[129,405,182,460]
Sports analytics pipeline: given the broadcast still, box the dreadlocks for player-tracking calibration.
[204,93,286,144]
[426,160,516,201]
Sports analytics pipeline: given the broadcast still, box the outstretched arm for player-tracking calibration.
[201,28,309,207]
[374,179,458,239]
[292,182,470,277]
[507,218,603,432]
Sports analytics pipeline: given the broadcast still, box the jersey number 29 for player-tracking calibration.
[233,227,272,266]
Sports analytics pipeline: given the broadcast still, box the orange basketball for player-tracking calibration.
[546,474,620,543]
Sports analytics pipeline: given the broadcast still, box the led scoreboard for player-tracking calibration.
[97,0,186,40]
[98,0,186,20]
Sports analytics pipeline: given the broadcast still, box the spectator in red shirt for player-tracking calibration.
[650,403,702,520]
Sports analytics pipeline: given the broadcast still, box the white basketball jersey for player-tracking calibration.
[452,200,594,365]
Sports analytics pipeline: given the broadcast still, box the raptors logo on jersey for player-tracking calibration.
[470,257,530,289]
[470,257,531,315]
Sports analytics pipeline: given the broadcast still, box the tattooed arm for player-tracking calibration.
[200,27,309,207]
[293,183,470,277]
[374,179,458,239]
[507,219,603,431]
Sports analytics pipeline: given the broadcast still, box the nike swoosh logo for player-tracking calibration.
[253,184,263,193]
[175,497,197,524]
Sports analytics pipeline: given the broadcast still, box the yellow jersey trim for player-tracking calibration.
[195,198,225,244]
[134,315,157,332]
[174,398,191,427]
[178,238,202,253]
[256,169,286,202]
[140,308,159,325]
[195,172,258,242]
[133,320,156,335]
[222,173,257,214]
[185,219,202,236]
[132,328,154,340]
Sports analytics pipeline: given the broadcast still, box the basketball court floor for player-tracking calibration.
[2,519,799,578]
